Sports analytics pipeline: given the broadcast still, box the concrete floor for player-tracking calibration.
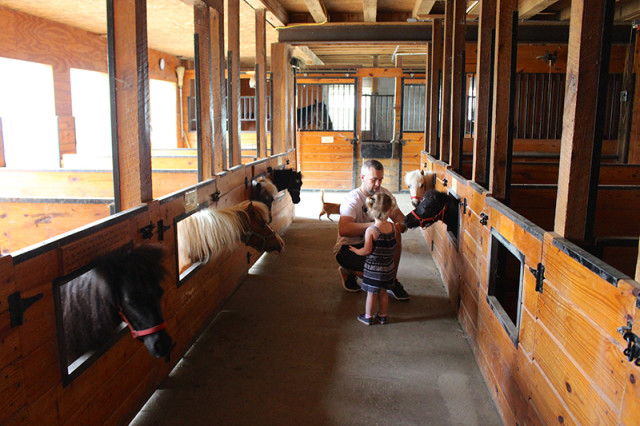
[130,191,502,426]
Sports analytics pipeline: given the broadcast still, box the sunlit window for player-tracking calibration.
[150,79,178,148]
[0,57,59,169]
[70,68,112,157]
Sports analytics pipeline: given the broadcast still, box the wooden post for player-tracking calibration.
[271,43,292,154]
[53,69,76,165]
[616,27,636,163]
[256,8,267,158]
[108,0,152,211]
[449,0,466,172]
[554,0,614,243]
[628,26,640,164]
[636,237,640,282]
[209,1,226,173]
[228,0,241,166]
[423,42,431,154]
[429,19,443,158]
[489,0,517,204]
[440,1,453,163]
[472,0,496,189]
[194,3,213,180]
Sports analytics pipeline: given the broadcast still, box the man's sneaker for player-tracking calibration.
[375,314,388,325]
[387,280,410,301]
[338,266,361,292]
[357,314,375,325]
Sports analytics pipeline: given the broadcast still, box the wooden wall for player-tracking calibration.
[0,150,296,424]
[420,153,640,424]
[298,131,355,190]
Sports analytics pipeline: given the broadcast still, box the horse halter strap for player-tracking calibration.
[119,310,166,339]
[412,204,447,228]
[244,228,278,251]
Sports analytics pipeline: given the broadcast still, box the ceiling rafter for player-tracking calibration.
[363,0,377,22]
[243,0,288,27]
[518,0,561,20]
[293,45,325,65]
[303,0,327,23]
[412,0,437,19]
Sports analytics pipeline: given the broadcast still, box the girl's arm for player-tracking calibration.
[349,227,376,256]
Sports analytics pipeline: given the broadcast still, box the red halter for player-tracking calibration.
[411,204,447,228]
[119,310,166,339]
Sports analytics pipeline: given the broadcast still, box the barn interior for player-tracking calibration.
[1,0,640,424]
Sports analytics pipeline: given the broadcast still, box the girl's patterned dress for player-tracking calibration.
[361,225,396,293]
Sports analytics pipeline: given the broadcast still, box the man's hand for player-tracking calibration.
[394,222,407,234]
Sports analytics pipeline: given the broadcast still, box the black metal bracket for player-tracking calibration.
[618,320,640,366]
[247,252,251,264]
[286,159,290,165]
[350,138,358,145]
[267,166,273,173]
[9,291,43,327]
[157,220,171,241]
[244,176,248,189]
[140,222,155,239]
[442,178,448,187]
[529,263,545,293]
[463,198,468,214]
[211,190,220,202]
[480,212,489,225]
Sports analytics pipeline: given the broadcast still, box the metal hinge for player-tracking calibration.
[9,291,43,327]
[463,198,468,214]
[140,222,155,239]
[529,262,545,293]
[480,212,489,225]
[618,320,640,366]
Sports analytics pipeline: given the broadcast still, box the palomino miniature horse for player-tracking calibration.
[60,244,172,368]
[177,200,284,272]
[404,189,457,229]
[271,169,303,204]
[404,169,436,207]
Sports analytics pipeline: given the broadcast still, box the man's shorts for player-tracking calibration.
[335,243,365,272]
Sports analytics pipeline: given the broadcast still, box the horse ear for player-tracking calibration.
[420,170,424,176]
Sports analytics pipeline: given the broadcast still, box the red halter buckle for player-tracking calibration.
[119,311,166,339]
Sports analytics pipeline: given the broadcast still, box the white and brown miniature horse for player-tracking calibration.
[404,169,436,207]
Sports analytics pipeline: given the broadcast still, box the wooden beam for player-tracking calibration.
[554,0,615,243]
[413,0,437,18]
[292,46,324,65]
[243,0,288,27]
[0,118,5,167]
[472,0,496,188]
[210,6,226,173]
[449,0,466,173]
[108,0,152,211]
[518,0,560,20]
[617,27,636,163]
[440,0,453,162]
[428,19,443,157]
[271,43,292,154]
[256,8,267,158]
[423,42,431,153]
[363,0,377,23]
[303,0,327,23]
[614,0,640,21]
[629,26,640,163]
[489,0,517,204]
[195,3,213,180]
[228,0,241,167]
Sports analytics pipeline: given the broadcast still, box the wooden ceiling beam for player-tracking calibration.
[303,0,327,23]
[243,0,288,27]
[614,0,640,21]
[364,0,377,22]
[518,0,560,20]
[293,45,325,65]
[413,0,437,19]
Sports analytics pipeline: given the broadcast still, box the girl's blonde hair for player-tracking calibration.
[366,192,396,220]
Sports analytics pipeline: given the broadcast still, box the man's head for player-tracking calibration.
[360,159,384,195]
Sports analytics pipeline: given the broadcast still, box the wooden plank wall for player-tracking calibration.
[298,131,354,190]
[419,153,640,424]
[0,150,296,424]
[400,132,424,189]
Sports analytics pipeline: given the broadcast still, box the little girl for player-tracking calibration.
[349,192,397,325]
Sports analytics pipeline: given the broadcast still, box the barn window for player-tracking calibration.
[149,79,178,149]
[402,83,426,132]
[486,228,525,346]
[445,190,461,249]
[0,57,59,168]
[296,82,355,131]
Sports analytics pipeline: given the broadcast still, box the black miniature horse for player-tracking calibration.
[271,169,303,204]
[297,101,333,130]
[60,244,173,367]
[404,189,457,229]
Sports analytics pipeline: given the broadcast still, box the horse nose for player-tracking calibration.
[411,199,420,207]
[146,331,172,358]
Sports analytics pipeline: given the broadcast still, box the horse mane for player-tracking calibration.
[178,201,270,263]
[60,245,166,364]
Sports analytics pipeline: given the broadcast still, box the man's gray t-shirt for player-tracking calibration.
[332,186,395,255]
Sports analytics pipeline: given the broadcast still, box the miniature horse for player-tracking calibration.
[60,244,172,367]
[271,169,303,204]
[251,176,278,210]
[297,101,333,130]
[404,189,457,229]
[404,169,436,207]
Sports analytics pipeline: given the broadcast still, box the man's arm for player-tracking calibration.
[389,206,407,233]
[338,215,372,237]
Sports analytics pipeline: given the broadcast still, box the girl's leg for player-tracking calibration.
[378,290,389,317]
[365,292,378,317]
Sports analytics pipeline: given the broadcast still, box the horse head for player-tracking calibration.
[404,189,451,229]
[405,169,436,207]
[107,245,173,361]
[251,177,278,210]
[272,169,303,204]
[243,201,284,252]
